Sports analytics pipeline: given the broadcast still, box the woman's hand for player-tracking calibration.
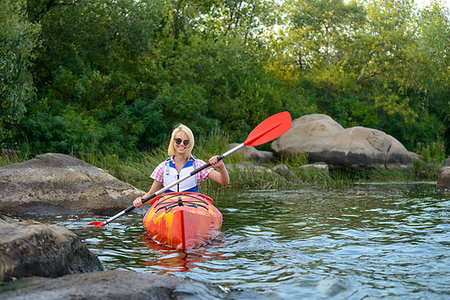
[209,155,224,168]
[208,155,229,185]
[133,197,144,208]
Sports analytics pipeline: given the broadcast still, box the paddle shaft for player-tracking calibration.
[100,143,245,225]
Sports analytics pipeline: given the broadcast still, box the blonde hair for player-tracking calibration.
[168,124,194,159]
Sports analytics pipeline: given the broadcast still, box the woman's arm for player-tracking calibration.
[133,180,163,208]
[207,155,230,185]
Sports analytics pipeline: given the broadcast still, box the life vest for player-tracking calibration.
[163,156,198,193]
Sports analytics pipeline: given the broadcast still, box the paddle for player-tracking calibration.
[88,111,292,226]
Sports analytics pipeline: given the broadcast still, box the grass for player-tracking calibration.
[0,131,445,191]
[0,150,32,167]
[367,159,443,182]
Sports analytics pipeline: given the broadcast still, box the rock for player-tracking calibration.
[227,143,273,163]
[272,114,344,155]
[228,162,288,185]
[1,270,199,299]
[272,164,302,183]
[0,153,143,215]
[409,151,421,161]
[444,157,450,167]
[228,162,274,174]
[437,157,450,193]
[272,114,413,169]
[0,216,103,282]
[299,162,329,172]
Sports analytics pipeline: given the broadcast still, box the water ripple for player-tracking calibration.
[26,182,450,299]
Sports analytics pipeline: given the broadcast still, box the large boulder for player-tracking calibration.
[0,216,103,282]
[227,143,274,163]
[272,114,413,169]
[1,270,198,299]
[437,157,450,193]
[272,114,344,155]
[0,153,143,215]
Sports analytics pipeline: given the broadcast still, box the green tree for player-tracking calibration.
[357,0,448,149]
[277,0,370,125]
[19,0,167,155]
[273,0,448,151]
[414,2,450,152]
[0,0,40,147]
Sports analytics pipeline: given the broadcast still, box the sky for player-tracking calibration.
[415,0,450,9]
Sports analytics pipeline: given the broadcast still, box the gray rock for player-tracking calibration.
[272,164,302,183]
[228,162,275,174]
[228,143,274,163]
[0,153,143,215]
[1,270,199,299]
[299,162,329,172]
[444,157,450,167]
[272,114,344,155]
[437,157,450,193]
[0,216,103,282]
[272,114,413,169]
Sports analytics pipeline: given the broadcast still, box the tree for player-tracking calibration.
[0,0,40,147]
[286,0,366,69]
[358,0,448,149]
[19,0,168,155]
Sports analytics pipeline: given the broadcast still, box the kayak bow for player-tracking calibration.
[143,192,222,249]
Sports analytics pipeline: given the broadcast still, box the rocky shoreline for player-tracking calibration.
[1,268,198,299]
[0,216,102,282]
[437,157,450,193]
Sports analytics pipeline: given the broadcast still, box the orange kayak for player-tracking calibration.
[143,192,223,249]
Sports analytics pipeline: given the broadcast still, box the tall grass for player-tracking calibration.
[367,159,442,181]
[416,141,446,163]
[81,146,167,191]
[1,130,445,192]
[0,150,31,167]
[296,168,356,189]
[211,164,290,191]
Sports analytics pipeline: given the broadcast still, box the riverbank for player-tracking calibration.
[84,151,443,191]
[1,140,444,192]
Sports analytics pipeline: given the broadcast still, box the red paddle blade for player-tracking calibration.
[244,111,292,147]
[87,221,105,226]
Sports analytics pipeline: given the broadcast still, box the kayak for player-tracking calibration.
[142,192,222,249]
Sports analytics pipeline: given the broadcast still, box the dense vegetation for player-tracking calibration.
[1,0,449,160]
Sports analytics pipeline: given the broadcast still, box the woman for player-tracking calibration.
[133,124,230,208]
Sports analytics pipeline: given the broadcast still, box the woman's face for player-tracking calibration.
[173,131,190,156]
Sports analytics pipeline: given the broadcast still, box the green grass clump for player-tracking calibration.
[0,150,31,167]
[367,159,442,182]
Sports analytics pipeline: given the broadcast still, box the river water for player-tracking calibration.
[42,182,449,298]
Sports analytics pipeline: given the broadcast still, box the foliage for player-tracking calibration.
[275,0,449,151]
[0,0,40,147]
[416,141,446,163]
[0,0,448,158]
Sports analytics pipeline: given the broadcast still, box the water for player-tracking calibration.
[37,182,450,298]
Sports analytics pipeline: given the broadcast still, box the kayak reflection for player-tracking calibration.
[141,232,225,274]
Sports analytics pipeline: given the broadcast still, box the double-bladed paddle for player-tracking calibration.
[88,111,292,226]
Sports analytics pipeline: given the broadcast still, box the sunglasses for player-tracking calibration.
[174,138,190,146]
